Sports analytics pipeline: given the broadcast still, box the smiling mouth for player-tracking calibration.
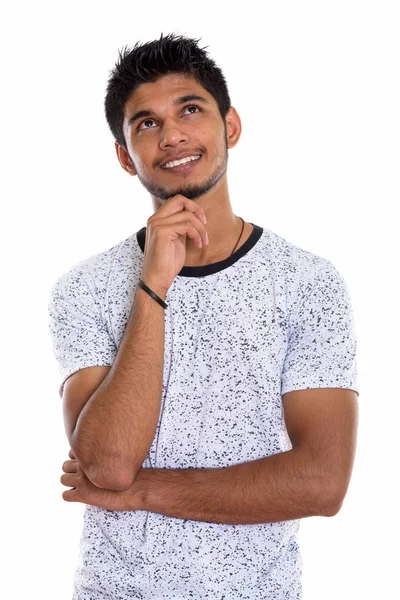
[160,155,202,173]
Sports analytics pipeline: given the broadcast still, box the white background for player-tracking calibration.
[1,1,399,598]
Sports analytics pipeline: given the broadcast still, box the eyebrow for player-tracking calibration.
[127,94,210,127]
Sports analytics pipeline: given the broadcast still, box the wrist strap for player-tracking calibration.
[137,278,168,309]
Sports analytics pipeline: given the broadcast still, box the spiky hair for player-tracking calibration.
[104,32,231,149]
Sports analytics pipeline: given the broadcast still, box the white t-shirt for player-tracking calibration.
[47,223,359,600]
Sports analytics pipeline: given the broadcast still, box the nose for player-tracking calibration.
[159,118,189,150]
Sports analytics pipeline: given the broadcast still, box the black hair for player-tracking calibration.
[104,32,231,150]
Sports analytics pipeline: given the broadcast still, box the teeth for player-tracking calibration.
[163,155,201,169]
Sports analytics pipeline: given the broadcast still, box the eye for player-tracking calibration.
[138,119,156,131]
[137,105,201,131]
[183,105,201,115]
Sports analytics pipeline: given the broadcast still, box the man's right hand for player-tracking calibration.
[140,195,209,297]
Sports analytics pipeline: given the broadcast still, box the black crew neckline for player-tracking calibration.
[136,223,263,278]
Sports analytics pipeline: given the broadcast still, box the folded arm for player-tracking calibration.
[62,388,358,524]
[134,387,358,524]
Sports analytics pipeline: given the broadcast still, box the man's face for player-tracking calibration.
[121,73,230,201]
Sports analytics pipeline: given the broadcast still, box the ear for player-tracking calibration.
[225,106,242,150]
[115,141,137,176]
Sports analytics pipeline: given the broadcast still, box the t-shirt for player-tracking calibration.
[47,223,359,600]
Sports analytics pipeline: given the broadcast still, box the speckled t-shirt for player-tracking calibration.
[47,223,359,600]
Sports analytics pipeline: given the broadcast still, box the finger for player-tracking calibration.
[149,194,207,226]
[60,473,78,487]
[62,488,77,502]
[62,459,78,473]
[156,217,207,249]
[69,448,76,459]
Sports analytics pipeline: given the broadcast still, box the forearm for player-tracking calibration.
[72,281,166,491]
[134,448,338,524]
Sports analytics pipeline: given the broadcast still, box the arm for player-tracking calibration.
[131,388,358,523]
[70,281,166,492]
[62,388,359,523]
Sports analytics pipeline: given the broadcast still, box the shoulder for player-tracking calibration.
[263,227,340,298]
[49,232,138,300]
[264,227,330,271]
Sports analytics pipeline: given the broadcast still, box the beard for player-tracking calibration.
[128,134,229,202]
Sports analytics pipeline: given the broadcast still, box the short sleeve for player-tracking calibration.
[281,258,359,396]
[47,269,118,397]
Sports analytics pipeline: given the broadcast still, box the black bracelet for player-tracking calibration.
[137,278,168,309]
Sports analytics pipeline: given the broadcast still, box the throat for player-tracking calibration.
[184,222,252,267]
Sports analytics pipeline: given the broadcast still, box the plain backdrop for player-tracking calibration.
[1,1,398,599]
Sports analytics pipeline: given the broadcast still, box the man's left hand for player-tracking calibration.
[60,448,144,512]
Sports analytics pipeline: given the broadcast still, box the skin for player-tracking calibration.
[61,448,141,510]
[60,71,254,505]
[60,76,359,517]
[115,72,254,265]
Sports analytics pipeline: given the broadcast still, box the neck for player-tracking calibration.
[151,177,250,267]
[184,214,246,266]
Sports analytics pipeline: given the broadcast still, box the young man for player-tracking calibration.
[48,33,359,600]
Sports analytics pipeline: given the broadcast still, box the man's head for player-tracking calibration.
[104,33,241,202]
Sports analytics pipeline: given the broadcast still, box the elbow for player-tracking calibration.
[70,438,137,491]
[324,498,343,517]
[319,485,346,517]
[85,464,136,492]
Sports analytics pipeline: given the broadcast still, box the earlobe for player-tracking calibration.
[225,107,242,149]
[115,141,137,175]
[125,161,137,176]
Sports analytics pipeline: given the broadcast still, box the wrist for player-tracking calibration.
[139,277,168,302]
[128,469,149,511]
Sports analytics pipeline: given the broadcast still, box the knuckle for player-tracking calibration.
[192,214,203,227]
